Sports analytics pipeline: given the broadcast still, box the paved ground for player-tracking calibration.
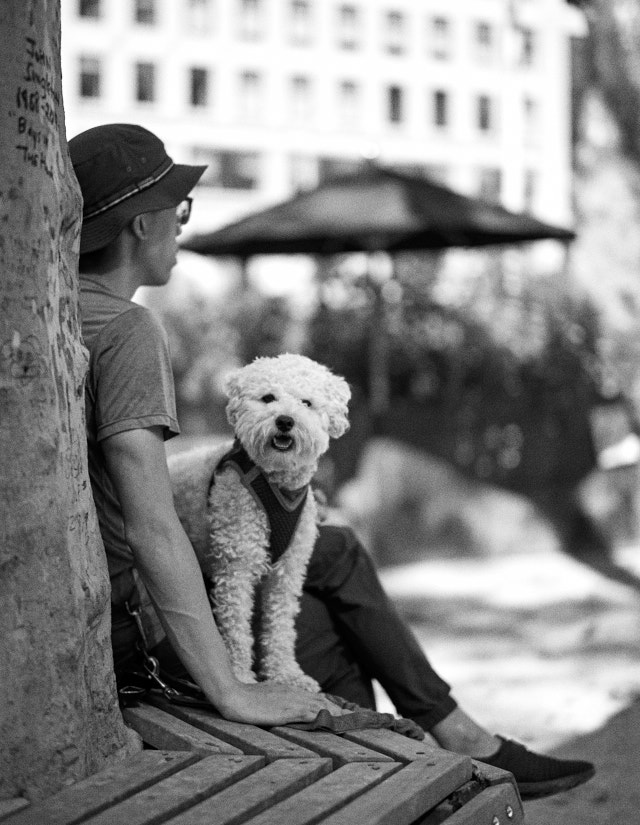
[523,700,640,825]
[376,545,640,825]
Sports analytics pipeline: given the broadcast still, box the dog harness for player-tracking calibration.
[211,440,309,565]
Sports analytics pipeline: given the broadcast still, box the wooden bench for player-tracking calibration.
[0,696,525,825]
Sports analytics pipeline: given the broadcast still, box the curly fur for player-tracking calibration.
[169,353,350,691]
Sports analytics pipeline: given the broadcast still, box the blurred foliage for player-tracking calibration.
[570,0,640,407]
[145,245,621,494]
[307,250,605,493]
[144,283,292,434]
[233,290,294,364]
[576,0,640,168]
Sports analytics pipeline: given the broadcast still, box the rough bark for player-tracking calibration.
[0,0,139,802]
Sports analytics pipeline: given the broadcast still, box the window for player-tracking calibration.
[425,163,448,185]
[78,0,101,18]
[193,148,260,189]
[432,89,448,128]
[290,75,313,123]
[387,85,403,123]
[519,28,536,67]
[337,5,359,50]
[338,80,359,128]
[523,96,539,144]
[393,163,425,178]
[239,0,263,41]
[385,11,405,55]
[318,156,362,183]
[290,0,312,44]
[474,21,495,64]
[190,67,209,107]
[290,154,318,192]
[135,62,156,102]
[430,16,451,60]
[187,0,214,33]
[78,56,101,98]
[238,70,262,120]
[134,0,156,24]
[524,169,537,212]
[476,94,494,133]
[477,167,501,203]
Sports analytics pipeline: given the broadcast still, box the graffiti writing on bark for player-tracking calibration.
[8,36,62,178]
[0,332,43,380]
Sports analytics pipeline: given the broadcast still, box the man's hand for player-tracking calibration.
[216,682,351,726]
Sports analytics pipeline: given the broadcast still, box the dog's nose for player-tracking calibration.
[275,415,294,432]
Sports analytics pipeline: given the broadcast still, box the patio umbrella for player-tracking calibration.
[181,163,575,257]
[181,162,576,418]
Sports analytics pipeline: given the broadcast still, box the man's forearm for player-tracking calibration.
[131,525,241,709]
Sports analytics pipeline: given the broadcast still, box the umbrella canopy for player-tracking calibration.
[182,164,575,257]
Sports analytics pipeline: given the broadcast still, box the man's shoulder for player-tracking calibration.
[80,282,162,350]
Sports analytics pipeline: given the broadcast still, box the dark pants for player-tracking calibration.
[112,524,456,732]
[295,525,456,730]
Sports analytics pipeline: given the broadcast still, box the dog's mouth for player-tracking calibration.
[271,434,294,452]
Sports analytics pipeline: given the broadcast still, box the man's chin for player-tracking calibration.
[148,267,174,287]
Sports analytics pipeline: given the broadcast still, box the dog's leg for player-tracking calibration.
[257,501,321,693]
[207,473,271,684]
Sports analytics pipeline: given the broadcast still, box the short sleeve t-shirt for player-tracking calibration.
[79,275,180,591]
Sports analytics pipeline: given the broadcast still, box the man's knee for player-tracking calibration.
[306,524,374,591]
[316,523,360,554]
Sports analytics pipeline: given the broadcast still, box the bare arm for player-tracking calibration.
[102,426,340,724]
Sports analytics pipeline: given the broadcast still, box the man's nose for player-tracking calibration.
[276,415,294,432]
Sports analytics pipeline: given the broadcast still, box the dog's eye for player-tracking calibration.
[261,394,276,403]
[301,399,312,408]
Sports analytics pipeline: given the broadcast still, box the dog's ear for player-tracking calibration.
[223,369,241,398]
[326,374,351,440]
[223,369,243,429]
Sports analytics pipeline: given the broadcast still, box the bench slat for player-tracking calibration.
[317,757,473,825]
[1,751,198,825]
[0,799,29,820]
[270,727,394,766]
[164,758,332,825]
[123,704,243,755]
[470,759,518,787]
[149,698,316,761]
[343,729,452,762]
[83,755,264,825]
[420,781,524,825]
[239,762,401,825]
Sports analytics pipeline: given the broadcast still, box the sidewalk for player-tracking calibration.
[525,698,640,825]
[377,545,640,825]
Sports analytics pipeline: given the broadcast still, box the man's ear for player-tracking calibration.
[129,213,149,241]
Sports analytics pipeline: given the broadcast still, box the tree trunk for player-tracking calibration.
[0,0,139,803]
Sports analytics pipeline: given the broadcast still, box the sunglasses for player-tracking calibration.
[176,197,193,226]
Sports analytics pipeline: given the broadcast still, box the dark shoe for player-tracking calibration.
[481,736,595,799]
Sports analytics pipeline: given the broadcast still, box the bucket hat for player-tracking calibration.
[69,123,206,254]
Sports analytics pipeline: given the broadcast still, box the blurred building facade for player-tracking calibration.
[61,0,585,234]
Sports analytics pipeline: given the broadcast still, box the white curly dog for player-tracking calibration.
[169,353,351,692]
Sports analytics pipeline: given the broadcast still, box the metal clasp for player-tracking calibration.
[126,600,181,702]
[141,653,182,701]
